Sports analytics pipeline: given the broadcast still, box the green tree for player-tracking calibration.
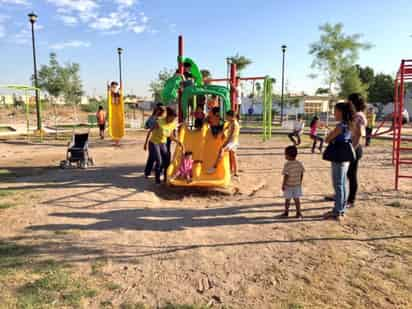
[61,62,83,105]
[228,54,252,72]
[368,73,394,103]
[355,65,374,85]
[149,68,174,102]
[309,23,371,95]
[37,53,65,103]
[339,66,368,99]
[315,87,329,95]
[37,53,83,105]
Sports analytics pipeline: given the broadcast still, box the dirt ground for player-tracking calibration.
[0,131,411,309]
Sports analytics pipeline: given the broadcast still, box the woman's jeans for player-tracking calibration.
[144,142,169,183]
[332,161,350,215]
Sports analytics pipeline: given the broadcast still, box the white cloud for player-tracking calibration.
[115,0,137,7]
[46,0,98,13]
[50,40,91,50]
[0,0,30,5]
[0,25,5,38]
[60,15,78,26]
[49,0,150,35]
[131,25,145,33]
[13,24,44,45]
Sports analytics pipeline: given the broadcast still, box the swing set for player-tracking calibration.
[0,84,41,141]
[204,51,273,141]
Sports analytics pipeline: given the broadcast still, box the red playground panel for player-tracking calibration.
[393,59,412,190]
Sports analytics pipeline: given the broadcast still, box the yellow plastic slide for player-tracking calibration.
[167,124,231,187]
[108,87,125,140]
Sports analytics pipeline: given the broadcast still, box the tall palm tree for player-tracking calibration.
[200,69,212,80]
[228,54,253,72]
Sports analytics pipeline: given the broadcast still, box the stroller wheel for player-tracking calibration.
[60,160,69,169]
[80,160,88,169]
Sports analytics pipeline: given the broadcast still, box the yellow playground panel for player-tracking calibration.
[167,124,231,188]
[108,86,125,140]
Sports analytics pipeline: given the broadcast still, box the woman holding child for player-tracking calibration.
[144,107,183,184]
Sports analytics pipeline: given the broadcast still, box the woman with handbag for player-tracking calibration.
[323,102,356,221]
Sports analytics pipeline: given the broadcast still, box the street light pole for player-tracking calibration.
[226,57,231,88]
[28,12,41,131]
[117,48,123,88]
[280,44,287,125]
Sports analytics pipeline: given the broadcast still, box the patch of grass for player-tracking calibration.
[0,241,33,276]
[120,303,147,309]
[0,189,15,197]
[17,267,97,308]
[105,282,122,291]
[0,169,16,179]
[288,304,305,309]
[386,201,402,208]
[0,169,12,175]
[54,230,70,235]
[91,258,108,276]
[0,203,15,210]
[161,305,208,309]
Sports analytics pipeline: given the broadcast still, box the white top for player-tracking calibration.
[293,120,304,132]
[236,85,242,105]
[403,109,410,122]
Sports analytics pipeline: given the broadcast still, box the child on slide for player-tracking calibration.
[208,107,222,137]
[208,110,240,176]
[171,151,202,183]
[193,105,205,130]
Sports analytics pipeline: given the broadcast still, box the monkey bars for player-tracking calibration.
[393,59,412,190]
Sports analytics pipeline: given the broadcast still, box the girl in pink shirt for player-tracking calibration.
[172,151,201,183]
[309,116,324,153]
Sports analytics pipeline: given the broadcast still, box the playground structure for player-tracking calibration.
[107,83,125,141]
[163,35,273,187]
[0,84,41,141]
[393,59,412,190]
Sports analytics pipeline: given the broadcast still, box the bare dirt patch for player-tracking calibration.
[1,132,411,308]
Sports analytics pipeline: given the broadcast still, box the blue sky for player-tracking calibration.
[0,0,411,97]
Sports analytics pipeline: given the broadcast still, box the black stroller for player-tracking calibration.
[60,131,94,169]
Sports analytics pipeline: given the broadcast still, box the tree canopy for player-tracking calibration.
[228,54,252,72]
[339,66,368,99]
[368,73,394,103]
[309,23,371,95]
[149,68,175,102]
[37,53,83,104]
[200,69,212,80]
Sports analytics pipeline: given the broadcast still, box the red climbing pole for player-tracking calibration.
[393,59,412,190]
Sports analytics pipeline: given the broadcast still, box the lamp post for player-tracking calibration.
[226,57,231,88]
[28,12,41,131]
[280,44,287,125]
[117,48,123,87]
